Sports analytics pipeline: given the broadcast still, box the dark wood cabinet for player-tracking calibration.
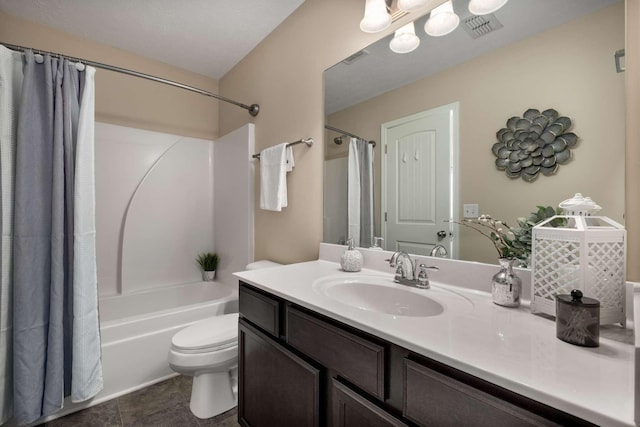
[404,359,560,427]
[238,320,320,427]
[238,282,594,427]
[286,305,386,399]
[331,379,409,427]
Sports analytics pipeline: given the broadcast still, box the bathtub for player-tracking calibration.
[98,280,238,398]
[38,280,238,421]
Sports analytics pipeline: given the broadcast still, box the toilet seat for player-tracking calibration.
[171,313,238,354]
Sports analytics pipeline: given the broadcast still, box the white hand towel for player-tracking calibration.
[260,143,288,211]
[285,146,295,172]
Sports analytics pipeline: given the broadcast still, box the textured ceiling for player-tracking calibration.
[0,0,306,79]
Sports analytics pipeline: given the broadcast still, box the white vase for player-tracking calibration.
[202,270,216,281]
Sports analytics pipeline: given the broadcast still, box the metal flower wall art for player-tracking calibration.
[491,108,579,182]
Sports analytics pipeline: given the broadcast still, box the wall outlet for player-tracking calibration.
[463,204,479,218]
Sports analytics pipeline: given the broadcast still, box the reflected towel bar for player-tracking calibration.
[324,125,376,147]
[252,138,313,159]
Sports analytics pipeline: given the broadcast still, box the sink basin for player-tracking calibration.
[312,274,473,317]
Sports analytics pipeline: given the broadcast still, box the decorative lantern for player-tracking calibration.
[531,194,626,325]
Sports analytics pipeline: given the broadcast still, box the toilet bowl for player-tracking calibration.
[168,260,282,419]
[168,313,239,419]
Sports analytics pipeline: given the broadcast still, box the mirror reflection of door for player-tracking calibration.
[382,103,459,257]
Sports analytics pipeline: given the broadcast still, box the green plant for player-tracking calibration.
[447,205,562,266]
[510,206,564,264]
[196,252,219,271]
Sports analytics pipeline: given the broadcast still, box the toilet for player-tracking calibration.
[168,260,282,419]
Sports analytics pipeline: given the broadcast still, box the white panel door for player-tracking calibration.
[382,104,458,256]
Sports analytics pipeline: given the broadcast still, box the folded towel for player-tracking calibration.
[285,146,295,172]
[260,143,288,211]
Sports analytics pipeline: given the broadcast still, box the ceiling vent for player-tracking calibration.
[461,13,503,39]
[342,49,370,65]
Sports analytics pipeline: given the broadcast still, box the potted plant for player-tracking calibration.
[196,252,219,281]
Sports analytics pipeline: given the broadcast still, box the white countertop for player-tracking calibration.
[234,245,635,427]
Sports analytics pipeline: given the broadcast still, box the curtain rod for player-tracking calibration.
[325,125,376,147]
[1,42,260,117]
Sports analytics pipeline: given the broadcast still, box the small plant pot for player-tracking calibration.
[202,270,216,281]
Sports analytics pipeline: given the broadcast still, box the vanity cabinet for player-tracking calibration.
[238,320,320,427]
[238,282,595,427]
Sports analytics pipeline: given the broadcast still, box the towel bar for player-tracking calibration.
[252,138,313,159]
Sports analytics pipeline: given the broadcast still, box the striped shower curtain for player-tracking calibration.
[0,45,102,426]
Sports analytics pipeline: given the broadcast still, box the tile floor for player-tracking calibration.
[38,376,239,427]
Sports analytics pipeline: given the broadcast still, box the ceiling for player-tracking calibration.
[325,0,621,115]
[0,0,306,79]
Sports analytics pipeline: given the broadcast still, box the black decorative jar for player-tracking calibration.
[555,290,600,347]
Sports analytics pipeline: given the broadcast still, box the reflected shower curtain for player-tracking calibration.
[0,46,102,426]
[348,138,374,248]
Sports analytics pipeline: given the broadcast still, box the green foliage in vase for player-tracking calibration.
[196,252,219,271]
[510,206,565,265]
[448,205,563,266]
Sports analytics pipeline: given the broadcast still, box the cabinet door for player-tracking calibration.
[331,379,409,427]
[287,305,386,399]
[404,359,561,427]
[239,320,320,427]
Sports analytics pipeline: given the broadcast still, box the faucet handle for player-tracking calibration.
[417,264,439,289]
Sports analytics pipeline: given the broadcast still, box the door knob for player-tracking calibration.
[437,230,447,240]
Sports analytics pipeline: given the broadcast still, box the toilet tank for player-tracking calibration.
[245,260,282,270]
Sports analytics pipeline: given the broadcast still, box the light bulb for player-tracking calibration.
[360,0,391,33]
[389,22,420,54]
[424,0,459,37]
[397,0,429,12]
[468,0,509,15]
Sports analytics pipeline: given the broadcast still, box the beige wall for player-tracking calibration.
[219,0,443,264]
[327,3,625,264]
[0,11,219,140]
[627,0,640,282]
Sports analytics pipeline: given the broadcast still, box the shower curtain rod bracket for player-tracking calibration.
[248,104,260,117]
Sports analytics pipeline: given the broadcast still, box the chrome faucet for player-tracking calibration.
[429,244,448,258]
[387,251,439,289]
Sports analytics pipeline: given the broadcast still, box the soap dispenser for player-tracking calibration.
[340,238,363,272]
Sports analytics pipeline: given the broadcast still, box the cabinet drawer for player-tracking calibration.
[286,306,385,399]
[404,359,560,427]
[239,283,281,336]
[332,379,408,427]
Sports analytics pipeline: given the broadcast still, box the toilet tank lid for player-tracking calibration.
[245,260,282,270]
[171,313,238,351]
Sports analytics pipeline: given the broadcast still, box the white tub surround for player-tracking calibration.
[234,244,635,427]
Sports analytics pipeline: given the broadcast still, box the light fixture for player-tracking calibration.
[468,0,509,15]
[389,22,420,54]
[424,0,459,37]
[397,0,429,12]
[360,0,392,33]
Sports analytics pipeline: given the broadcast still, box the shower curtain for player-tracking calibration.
[348,137,374,248]
[0,46,102,426]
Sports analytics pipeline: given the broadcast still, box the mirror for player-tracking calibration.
[323,0,625,265]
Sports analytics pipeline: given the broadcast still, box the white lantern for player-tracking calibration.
[531,194,626,325]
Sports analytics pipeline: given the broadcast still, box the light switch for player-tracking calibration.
[463,204,479,218]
